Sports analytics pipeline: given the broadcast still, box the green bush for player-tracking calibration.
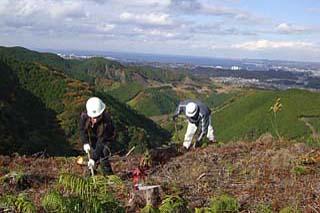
[209,194,239,213]
[291,166,308,175]
[159,195,190,213]
[279,206,300,213]
[253,204,273,213]
[194,207,213,213]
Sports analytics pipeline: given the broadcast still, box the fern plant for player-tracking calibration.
[42,173,125,213]
[159,195,190,213]
[0,171,29,191]
[0,193,36,213]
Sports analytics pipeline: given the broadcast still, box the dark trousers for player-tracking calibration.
[92,140,113,175]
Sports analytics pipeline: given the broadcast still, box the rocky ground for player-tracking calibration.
[1,134,320,212]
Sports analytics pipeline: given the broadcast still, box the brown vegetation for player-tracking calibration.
[2,134,320,211]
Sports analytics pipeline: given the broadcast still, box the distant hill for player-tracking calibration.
[0,46,70,71]
[0,55,170,155]
[0,46,187,85]
[214,89,320,142]
[0,46,125,83]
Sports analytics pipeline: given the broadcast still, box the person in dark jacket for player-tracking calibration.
[80,97,115,175]
[172,100,215,150]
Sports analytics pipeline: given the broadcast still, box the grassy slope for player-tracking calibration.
[128,86,180,117]
[214,89,320,142]
[107,82,144,102]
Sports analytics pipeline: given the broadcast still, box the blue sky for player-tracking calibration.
[0,0,320,62]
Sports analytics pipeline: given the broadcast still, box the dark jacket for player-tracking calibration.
[173,100,211,135]
[79,111,115,146]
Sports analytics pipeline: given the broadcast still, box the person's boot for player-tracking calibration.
[210,136,216,144]
[178,146,189,154]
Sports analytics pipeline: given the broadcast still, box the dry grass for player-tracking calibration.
[148,134,320,212]
[2,134,320,212]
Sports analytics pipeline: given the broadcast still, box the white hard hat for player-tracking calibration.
[186,102,198,117]
[86,97,106,118]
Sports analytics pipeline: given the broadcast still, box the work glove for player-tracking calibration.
[88,159,95,169]
[83,143,90,154]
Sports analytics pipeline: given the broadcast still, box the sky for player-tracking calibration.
[1,0,320,62]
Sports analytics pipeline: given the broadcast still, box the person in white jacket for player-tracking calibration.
[172,100,215,150]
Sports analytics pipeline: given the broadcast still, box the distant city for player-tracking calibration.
[47,49,320,76]
[41,49,320,91]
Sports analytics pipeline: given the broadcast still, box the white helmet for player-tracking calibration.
[86,97,106,118]
[185,102,198,117]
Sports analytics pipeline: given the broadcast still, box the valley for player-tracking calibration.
[1,46,320,212]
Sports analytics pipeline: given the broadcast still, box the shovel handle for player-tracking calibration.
[87,152,94,177]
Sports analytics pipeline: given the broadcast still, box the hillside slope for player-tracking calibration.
[1,135,320,212]
[148,135,320,211]
[0,57,170,155]
[0,59,71,155]
[214,89,320,142]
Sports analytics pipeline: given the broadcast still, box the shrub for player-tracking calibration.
[209,194,239,213]
[279,206,301,213]
[291,166,308,175]
[194,207,212,213]
[159,195,190,213]
[253,204,273,213]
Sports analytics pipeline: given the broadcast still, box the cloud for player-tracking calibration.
[232,40,314,50]
[276,23,309,34]
[96,23,115,32]
[133,27,177,38]
[0,0,87,19]
[169,0,266,24]
[190,23,257,36]
[0,0,319,62]
[119,12,172,26]
[170,0,202,12]
[48,1,87,19]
